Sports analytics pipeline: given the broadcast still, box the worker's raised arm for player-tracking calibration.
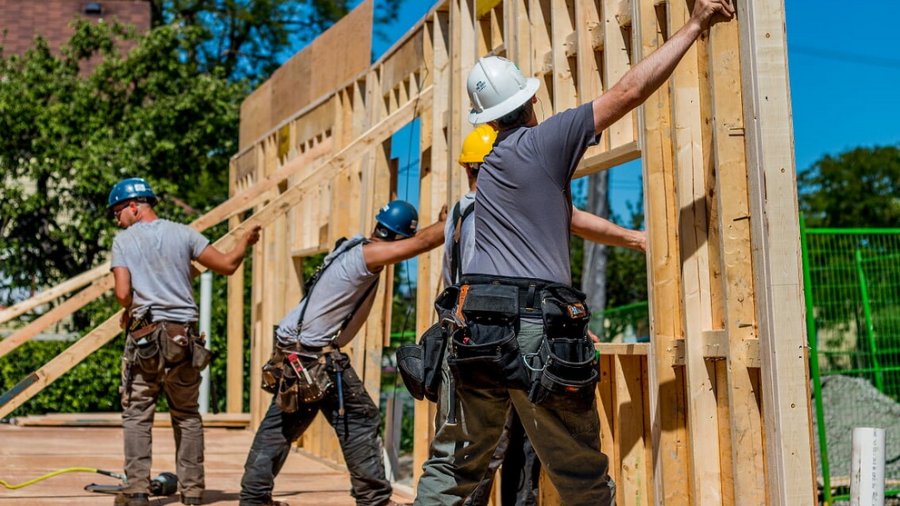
[363,206,448,271]
[570,208,646,252]
[592,0,734,134]
[195,225,261,275]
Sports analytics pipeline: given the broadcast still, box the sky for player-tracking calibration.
[360,0,900,223]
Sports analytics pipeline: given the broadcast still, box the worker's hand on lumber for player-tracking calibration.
[439,204,448,223]
[119,310,131,330]
[690,0,735,29]
[242,225,262,247]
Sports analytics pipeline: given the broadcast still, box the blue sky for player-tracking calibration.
[363,0,900,223]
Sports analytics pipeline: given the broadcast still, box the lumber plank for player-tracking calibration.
[603,0,635,149]
[737,1,817,503]
[615,354,649,506]
[551,0,578,112]
[633,0,689,502]
[0,264,109,325]
[666,0,722,502]
[0,278,113,358]
[226,214,245,413]
[574,0,605,163]
[707,12,766,503]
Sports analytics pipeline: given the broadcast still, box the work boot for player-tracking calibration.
[113,493,150,506]
[181,495,203,505]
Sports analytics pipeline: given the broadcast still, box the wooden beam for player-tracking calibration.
[0,278,113,358]
[633,0,690,502]
[737,1,817,503]
[0,264,109,325]
[707,12,766,503]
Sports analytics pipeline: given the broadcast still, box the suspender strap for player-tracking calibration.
[450,201,476,284]
[295,237,367,332]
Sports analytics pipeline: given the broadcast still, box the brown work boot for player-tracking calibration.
[113,493,150,506]
[181,495,203,505]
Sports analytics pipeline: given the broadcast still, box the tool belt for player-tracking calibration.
[261,340,337,413]
[441,275,598,411]
[121,319,212,408]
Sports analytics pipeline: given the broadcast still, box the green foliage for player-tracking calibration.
[0,21,245,300]
[148,0,403,81]
[799,145,900,228]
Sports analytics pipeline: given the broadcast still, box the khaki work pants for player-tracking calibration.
[120,325,205,499]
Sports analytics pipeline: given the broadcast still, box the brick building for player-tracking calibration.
[0,0,150,55]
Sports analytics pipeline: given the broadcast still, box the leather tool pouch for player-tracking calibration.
[269,350,333,413]
[527,284,598,411]
[129,325,162,374]
[190,334,213,370]
[160,323,190,364]
[448,283,530,390]
[397,286,458,402]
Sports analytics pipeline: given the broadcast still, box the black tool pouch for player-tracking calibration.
[527,284,598,411]
[397,286,458,401]
[448,283,530,390]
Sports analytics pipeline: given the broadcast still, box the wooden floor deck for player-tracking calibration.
[0,424,413,505]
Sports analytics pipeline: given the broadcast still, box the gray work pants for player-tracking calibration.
[120,326,205,499]
[416,321,615,506]
[239,354,392,506]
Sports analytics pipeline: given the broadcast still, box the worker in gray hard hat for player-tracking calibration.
[108,177,260,506]
[414,1,734,505]
[239,200,447,506]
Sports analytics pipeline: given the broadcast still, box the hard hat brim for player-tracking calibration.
[468,77,540,124]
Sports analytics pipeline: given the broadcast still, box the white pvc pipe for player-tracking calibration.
[851,427,885,506]
[198,272,213,415]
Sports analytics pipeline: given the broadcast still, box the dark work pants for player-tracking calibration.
[466,409,540,506]
[239,356,392,506]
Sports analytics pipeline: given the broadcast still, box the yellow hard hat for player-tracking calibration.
[458,125,498,165]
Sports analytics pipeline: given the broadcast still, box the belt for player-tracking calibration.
[130,320,195,340]
[460,274,563,316]
[277,341,337,355]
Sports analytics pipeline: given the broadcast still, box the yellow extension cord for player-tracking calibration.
[0,467,126,490]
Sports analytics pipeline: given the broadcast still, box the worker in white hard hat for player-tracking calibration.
[415,1,734,505]
[432,126,644,506]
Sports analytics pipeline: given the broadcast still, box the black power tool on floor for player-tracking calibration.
[85,472,178,496]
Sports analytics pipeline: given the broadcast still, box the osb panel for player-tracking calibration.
[239,0,373,149]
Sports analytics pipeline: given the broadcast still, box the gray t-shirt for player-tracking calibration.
[442,191,476,287]
[469,102,599,284]
[276,236,380,348]
[110,219,210,322]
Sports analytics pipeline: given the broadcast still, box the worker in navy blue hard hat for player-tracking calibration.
[239,199,446,506]
[107,177,260,506]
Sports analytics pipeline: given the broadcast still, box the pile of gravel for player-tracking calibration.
[812,375,900,482]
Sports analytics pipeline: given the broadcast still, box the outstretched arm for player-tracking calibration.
[195,225,262,275]
[592,0,734,134]
[363,206,448,271]
[571,208,646,252]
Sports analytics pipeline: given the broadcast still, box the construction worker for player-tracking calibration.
[437,127,645,506]
[239,200,446,506]
[415,1,733,505]
[108,177,261,506]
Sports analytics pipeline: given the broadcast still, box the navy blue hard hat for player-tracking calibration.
[375,200,418,238]
[107,177,158,209]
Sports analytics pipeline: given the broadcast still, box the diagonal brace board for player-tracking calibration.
[0,85,433,418]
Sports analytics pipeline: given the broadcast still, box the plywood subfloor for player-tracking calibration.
[0,425,413,505]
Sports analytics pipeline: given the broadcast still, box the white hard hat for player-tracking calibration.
[467,56,540,124]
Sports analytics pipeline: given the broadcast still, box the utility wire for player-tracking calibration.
[791,44,900,70]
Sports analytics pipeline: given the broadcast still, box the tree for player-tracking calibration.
[0,21,245,303]
[148,0,402,81]
[798,145,900,228]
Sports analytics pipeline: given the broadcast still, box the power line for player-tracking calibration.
[790,44,900,70]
